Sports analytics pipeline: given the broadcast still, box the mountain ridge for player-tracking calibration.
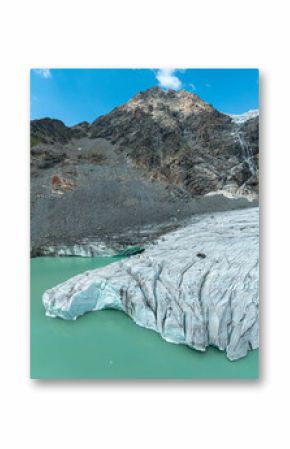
[31,87,258,131]
[31,87,259,196]
[30,87,259,255]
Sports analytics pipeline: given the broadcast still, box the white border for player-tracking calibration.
[1,0,289,448]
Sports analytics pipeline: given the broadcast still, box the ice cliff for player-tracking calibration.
[43,208,259,361]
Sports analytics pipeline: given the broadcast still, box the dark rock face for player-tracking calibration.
[31,118,73,145]
[30,87,259,255]
[30,118,90,146]
[89,87,259,196]
[71,121,90,138]
[238,117,259,190]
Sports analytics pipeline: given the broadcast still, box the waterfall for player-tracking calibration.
[234,127,256,176]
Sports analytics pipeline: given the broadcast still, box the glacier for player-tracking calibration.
[229,109,259,124]
[43,207,259,361]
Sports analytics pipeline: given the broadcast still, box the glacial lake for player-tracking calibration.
[31,257,259,379]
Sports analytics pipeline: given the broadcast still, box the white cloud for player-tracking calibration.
[155,69,182,90]
[189,83,196,91]
[34,69,52,79]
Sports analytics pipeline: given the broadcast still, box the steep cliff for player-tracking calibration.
[90,87,259,196]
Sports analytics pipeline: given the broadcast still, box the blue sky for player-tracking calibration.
[30,69,259,126]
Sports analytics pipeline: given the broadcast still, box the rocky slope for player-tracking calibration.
[43,207,259,360]
[31,87,259,255]
[90,87,259,196]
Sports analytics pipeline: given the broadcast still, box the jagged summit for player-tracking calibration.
[31,117,88,144]
[31,91,259,192]
[124,86,215,117]
[130,85,201,101]
[31,118,73,144]
[87,87,258,197]
[31,86,259,198]
[132,85,202,100]
[89,85,230,145]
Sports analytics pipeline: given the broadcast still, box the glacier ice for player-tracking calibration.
[43,207,259,361]
[229,109,259,124]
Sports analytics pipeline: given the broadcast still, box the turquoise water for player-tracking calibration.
[30,257,259,379]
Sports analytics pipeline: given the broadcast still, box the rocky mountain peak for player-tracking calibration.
[31,87,259,200]
[30,118,73,145]
[88,86,258,197]
[31,117,89,146]
[124,86,215,118]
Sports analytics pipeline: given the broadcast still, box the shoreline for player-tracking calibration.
[31,254,259,378]
[42,207,259,361]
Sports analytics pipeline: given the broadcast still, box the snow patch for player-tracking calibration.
[229,109,259,124]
